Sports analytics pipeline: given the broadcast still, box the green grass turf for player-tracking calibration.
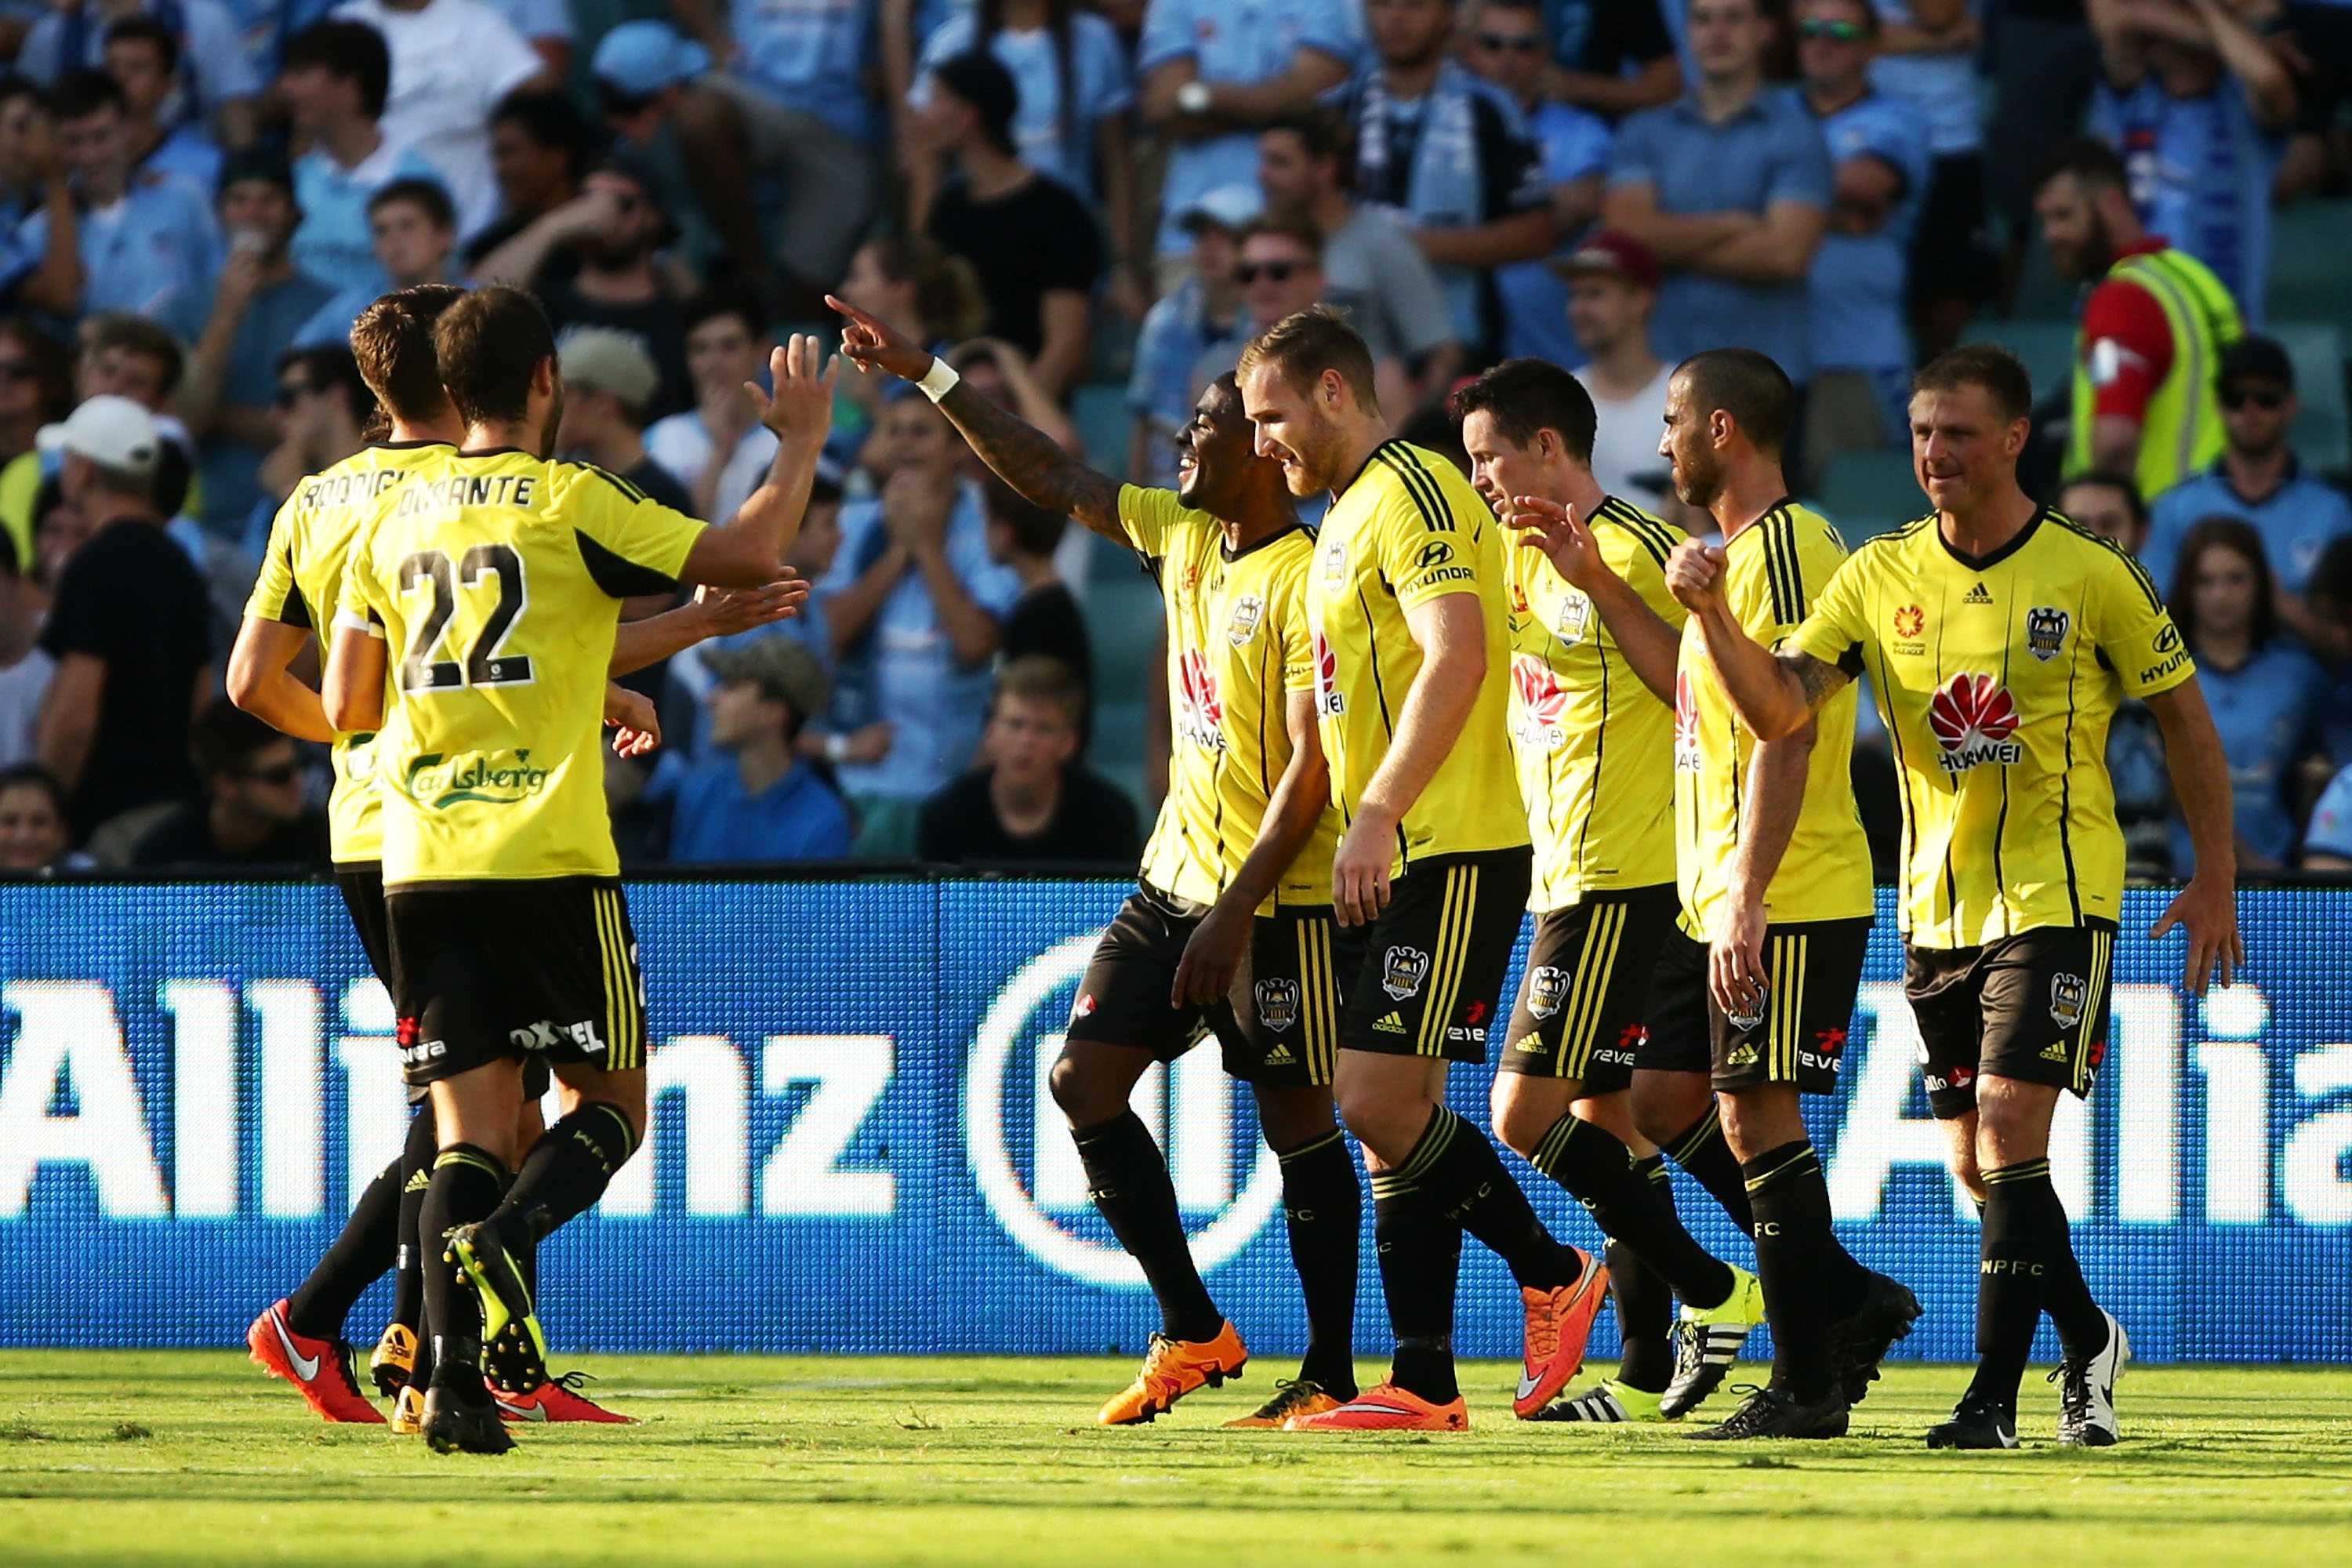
[2,1352,2347,1566]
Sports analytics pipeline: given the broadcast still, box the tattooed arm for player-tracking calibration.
[1664,538,1853,739]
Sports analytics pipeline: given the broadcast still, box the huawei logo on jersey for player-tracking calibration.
[1511,655,1567,752]
[1176,648,1227,751]
[1312,632,1345,716]
[1673,670,1700,772]
[1929,673,2024,774]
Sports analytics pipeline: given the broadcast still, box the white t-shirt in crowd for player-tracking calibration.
[1581,361,1677,516]
[0,646,54,768]
[333,0,543,238]
[644,412,779,526]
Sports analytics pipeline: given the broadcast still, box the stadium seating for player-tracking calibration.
[1814,449,1922,545]
[2274,321,2350,476]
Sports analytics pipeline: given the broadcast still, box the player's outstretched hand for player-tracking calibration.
[694,575,807,635]
[1665,538,1728,614]
[2151,873,2244,996]
[826,294,936,383]
[747,333,840,448]
[604,684,661,759]
[1505,495,1604,590]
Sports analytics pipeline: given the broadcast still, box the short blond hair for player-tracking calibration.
[1236,304,1379,412]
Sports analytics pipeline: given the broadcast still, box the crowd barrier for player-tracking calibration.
[2,877,2347,1363]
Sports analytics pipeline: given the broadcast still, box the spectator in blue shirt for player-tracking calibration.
[20,0,262,151]
[2304,761,2352,871]
[104,16,220,194]
[2168,514,2330,872]
[590,20,721,274]
[817,394,1022,855]
[670,0,879,314]
[1136,0,1363,278]
[1866,1,1991,359]
[9,69,222,343]
[2089,0,2297,324]
[2144,336,2352,648]
[1127,186,1253,490]
[2066,469,2172,871]
[1464,1,1611,369]
[1795,0,1929,492]
[280,20,445,300]
[291,175,459,350]
[1602,0,1832,381]
[488,0,571,78]
[653,635,853,864]
[178,151,332,533]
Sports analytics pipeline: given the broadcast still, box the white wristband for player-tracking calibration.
[825,733,850,764]
[914,358,960,403]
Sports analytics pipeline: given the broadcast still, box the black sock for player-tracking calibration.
[1664,1104,1753,1235]
[492,1102,637,1240]
[1530,1113,1734,1310]
[1074,1110,1221,1342]
[1371,1169,1461,1402]
[285,1149,405,1340]
[390,1105,436,1334]
[1742,1140,1865,1403]
[421,1144,506,1388]
[1404,1106,1579,1291]
[2036,1189,2107,1359]
[1276,1129,1359,1397]
[1966,1159,2063,1409]
[1607,1226,1676,1394]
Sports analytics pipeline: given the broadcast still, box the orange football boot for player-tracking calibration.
[1097,1322,1247,1425]
[1224,1379,1345,1428]
[1284,1382,1468,1432]
[492,1372,636,1425]
[245,1299,387,1424]
[1514,1248,1612,1418]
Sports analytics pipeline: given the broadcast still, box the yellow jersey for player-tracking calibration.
[1677,501,1873,935]
[1506,495,1686,910]
[1787,506,2194,947]
[1305,439,1529,870]
[337,449,706,887]
[1119,485,1339,912]
[243,440,455,865]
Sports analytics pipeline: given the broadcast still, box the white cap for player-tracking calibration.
[38,394,162,474]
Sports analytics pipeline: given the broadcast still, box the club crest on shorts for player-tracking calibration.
[1553,590,1593,645]
[1255,977,1300,1033]
[1725,983,1768,1034]
[1381,945,1431,1000]
[2026,605,2071,662]
[1227,593,1265,646]
[1526,964,1569,1018]
[2049,971,2088,1030]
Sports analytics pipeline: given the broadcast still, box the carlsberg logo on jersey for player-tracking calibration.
[1928,673,2024,775]
[401,750,555,809]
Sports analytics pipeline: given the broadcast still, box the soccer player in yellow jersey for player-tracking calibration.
[1677,345,2241,1450]
[1449,358,1764,1426]
[1514,350,1918,1440]
[231,286,801,1433]
[322,288,837,1454]
[829,295,1361,1433]
[1237,308,1606,1434]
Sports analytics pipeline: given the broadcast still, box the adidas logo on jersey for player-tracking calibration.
[1963,582,1994,604]
[1374,1012,1407,1035]
[1264,1041,1296,1066]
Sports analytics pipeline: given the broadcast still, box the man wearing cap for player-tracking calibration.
[181,151,336,531]
[474,147,693,419]
[918,52,1103,401]
[2144,335,2352,648]
[279,20,448,300]
[590,20,720,273]
[556,328,695,519]
[1127,185,1254,490]
[1557,231,1676,516]
[32,394,211,838]
[648,637,851,864]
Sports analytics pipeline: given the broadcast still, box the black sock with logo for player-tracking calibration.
[390,1106,436,1336]
[286,1150,403,1341]
[1530,1113,1735,1310]
[421,1145,506,1388]
[1664,1104,1753,1235]
[1741,1140,1859,1403]
[1371,1169,1461,1403]
[1075,1110,1222,1342]
[1276,1129,1360,1398]
[1966,1159,2060,1410]
[1406,1105,1581,1291]
[491,1102,637,1241]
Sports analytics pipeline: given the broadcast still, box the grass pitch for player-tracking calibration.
[2,1352,2347,1566]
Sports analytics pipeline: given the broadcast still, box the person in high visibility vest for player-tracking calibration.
[2034,137,2242,502]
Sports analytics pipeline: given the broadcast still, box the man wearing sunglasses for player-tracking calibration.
[127,697,328,869]
[2142,335,2352,651]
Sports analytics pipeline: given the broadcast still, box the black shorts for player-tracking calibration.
[335,862,394,985]
[1063,884,1344,1087]
[1334,848,1531,1065]
[385,877,648,1089]
[1907,920,2115,1120]
[1907,153,1995,306]
[1650,916,1871,1095]
[1498,884,1679,1087]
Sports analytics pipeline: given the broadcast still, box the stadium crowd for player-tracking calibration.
[0,0,2347,879]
